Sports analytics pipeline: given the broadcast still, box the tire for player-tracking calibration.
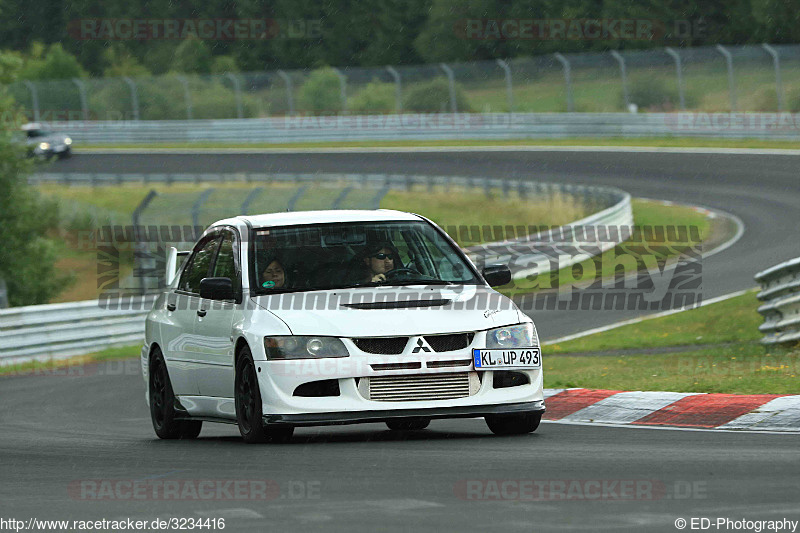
[485,412,542,436]
[149,349,202,439]
[235,346,294,444]
[386,417,431,431]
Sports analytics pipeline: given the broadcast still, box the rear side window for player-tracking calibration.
[179,237,221,294]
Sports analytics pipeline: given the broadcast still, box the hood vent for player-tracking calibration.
[340,299,451,310]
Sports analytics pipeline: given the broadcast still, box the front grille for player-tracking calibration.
[424,332,475,352]
[426,359,473,369]
[371,362,422,371]
[365,372,478,402]
[352,337,408,354]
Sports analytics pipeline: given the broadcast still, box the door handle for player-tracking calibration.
[197,309,207,317]
[166,303,176,312]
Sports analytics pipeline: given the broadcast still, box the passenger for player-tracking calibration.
[359,242,401,283]
[261,256,287,289]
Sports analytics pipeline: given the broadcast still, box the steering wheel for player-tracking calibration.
[384,267,419,281]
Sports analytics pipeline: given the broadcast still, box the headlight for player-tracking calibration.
[485,323,538,349]
[38,142,50,150]
[264,336,349,360]
[64,137,72,145]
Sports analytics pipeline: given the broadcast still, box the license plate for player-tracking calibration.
[472,348,541,370]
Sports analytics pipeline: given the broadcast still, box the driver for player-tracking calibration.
[360,242,401,283]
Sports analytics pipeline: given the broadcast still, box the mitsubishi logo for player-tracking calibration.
[412,338,431,353]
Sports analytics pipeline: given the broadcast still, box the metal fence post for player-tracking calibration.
[132,190,158,295]
[553,53,574,112]
[610,51,630,110]
[225,73,244,119]
[386,66,402,113]
[176,75,193,120]
[665,47,686,110]
[122,77,140,121]
[715,44,737,112]
[495,59,513,113]
[439,63,457,113]
[762,43,784,112]
[72,78,89,121]
[191,188,215,228]
[277,70,295,116]
[22,81,40,122]
[0,278,8,309]
[241,187,263,214]
[331,67,348,113]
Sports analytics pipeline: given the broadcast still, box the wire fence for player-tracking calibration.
[10,44,800,123]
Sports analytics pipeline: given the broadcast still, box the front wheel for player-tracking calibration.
[149,349,202,439]
[485,412,542,436]
[235,346,294,444]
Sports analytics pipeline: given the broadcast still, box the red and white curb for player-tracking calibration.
[542,389,800,432]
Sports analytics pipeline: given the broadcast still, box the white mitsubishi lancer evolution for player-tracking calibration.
[142,209,544,443]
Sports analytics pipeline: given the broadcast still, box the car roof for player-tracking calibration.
[21,123,42,131]
[222,209,423,229]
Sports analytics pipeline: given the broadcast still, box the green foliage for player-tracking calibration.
[211,55,239,74]
[0,90,69,306]
[19,43,87,80]
[403,78,473,112]
[102,46,150,78]
[88,74,261,120]
[0,51,23,84]
[171,38,213,74]
[348,81,397,114]
[298,67,343,114]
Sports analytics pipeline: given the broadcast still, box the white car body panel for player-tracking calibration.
[143,210,544,426]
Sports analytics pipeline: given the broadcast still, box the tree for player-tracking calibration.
[171,37,213,74]
[0,52,69,306]
[19,43,87,80]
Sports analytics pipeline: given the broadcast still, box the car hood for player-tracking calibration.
[251,285,524,337]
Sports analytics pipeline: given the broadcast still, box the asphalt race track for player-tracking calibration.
[3,149,799,531]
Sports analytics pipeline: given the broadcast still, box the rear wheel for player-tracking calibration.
[149,349,202,439]
[485,412,542,436]
[235,346,293,444]
[386,417,431,431]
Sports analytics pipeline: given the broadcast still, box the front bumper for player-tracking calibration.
[263,400,545,426]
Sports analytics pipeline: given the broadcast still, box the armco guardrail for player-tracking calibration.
[0,296,155,363]
[43,112,800,144]
[755,257,800,345]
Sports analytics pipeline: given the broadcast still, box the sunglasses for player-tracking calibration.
[372,253,394,260]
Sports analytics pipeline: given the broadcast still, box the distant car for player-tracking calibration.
[21,123,72,159]
[142,210,545,443]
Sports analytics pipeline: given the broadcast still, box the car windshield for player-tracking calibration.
[252,220,479,294]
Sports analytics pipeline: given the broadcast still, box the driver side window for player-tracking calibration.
[178,236,221,294]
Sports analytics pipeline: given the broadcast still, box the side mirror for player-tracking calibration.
[482,264,512,287]
[199,277,235,301]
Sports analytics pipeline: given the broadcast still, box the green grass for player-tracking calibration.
[543,343,800,394]
[500,198,712,296]
[0,345,139,377]
[540,289,800,394]
[546,290,762,353]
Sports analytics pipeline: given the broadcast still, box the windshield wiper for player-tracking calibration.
[381,279,458,287]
